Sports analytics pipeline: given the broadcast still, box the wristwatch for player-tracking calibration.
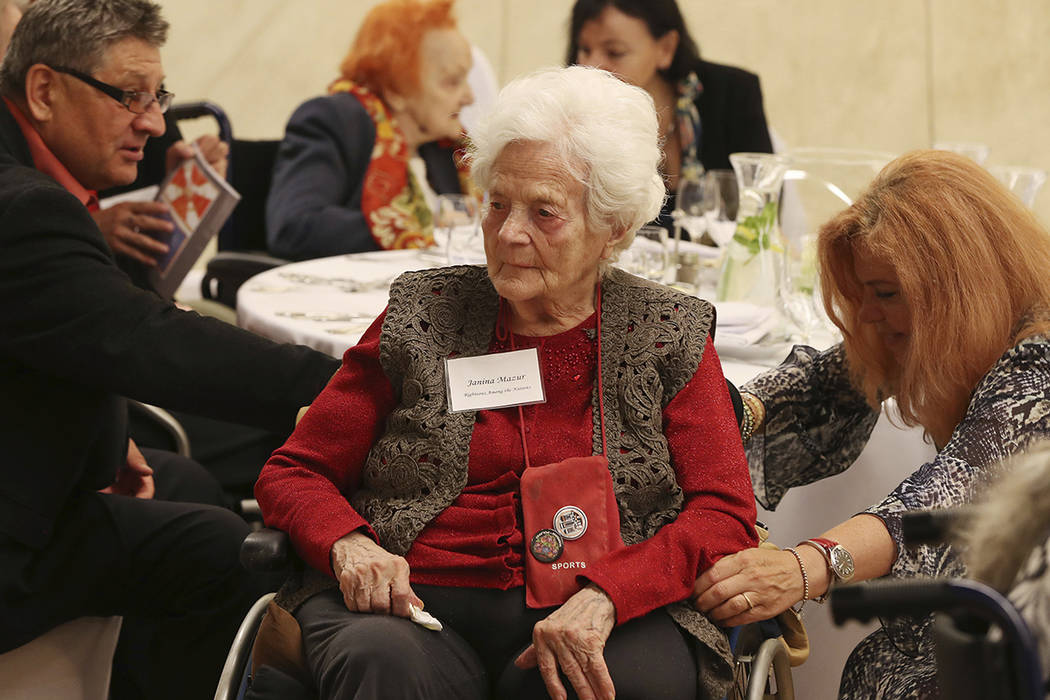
[800,537,855,602]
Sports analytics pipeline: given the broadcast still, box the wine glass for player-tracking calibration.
[702,169,739,247]
[440,194,484,265]
[670,174,714,294]
[618,225,670,283]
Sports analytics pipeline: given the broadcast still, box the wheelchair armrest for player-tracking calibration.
[240,527,293,573]
[833,579,1044,700]
[201,251,288,308]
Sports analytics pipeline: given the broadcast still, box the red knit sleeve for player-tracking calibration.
[583,338,758,624]
[254,311,396,577]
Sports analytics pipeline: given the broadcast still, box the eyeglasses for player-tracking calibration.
[47,65,174,114]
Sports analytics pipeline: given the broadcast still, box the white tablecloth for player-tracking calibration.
[236,250,437,358]
[238,251,796,374]
[237,251,934,699]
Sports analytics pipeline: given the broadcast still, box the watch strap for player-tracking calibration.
[798,538,843,601]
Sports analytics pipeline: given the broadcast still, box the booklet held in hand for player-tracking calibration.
[147,144,240,298]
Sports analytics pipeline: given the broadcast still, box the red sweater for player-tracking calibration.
[256,311,757,624]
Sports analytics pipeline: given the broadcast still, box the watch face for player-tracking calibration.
[830,546,855,581]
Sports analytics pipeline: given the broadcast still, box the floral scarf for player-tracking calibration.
[674,71,704,181]
[329,79,473,250]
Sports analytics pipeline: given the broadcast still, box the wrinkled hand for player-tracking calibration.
[100,438,155,499]
[165,134,229,178]
[691,547,806,627]
[515,584,617,700]
[91,201,173,266]
[330,531,422,617]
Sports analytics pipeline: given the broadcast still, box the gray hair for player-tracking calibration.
[0,0,168,98]
[468,66,665,258]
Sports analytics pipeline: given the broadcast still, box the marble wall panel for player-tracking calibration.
[684,0,930,154]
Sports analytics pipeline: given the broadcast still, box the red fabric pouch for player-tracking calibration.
[520,455,626,608]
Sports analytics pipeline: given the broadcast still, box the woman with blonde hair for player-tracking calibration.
[693,149,1050,698]
[266,0,475,259]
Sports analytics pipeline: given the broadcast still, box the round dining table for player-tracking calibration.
[236,249,935,700]
[237,249,798,384]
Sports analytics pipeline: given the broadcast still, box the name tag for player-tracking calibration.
[445,348,546,412]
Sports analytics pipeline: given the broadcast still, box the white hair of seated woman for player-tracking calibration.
[468,65,666,259]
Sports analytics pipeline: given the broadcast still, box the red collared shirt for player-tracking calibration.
[4,96,99,210]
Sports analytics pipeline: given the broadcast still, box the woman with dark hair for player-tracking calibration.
[567,0,773,221]
[693,150,1050,698]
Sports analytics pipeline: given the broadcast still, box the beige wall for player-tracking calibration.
[158,0,1050,224]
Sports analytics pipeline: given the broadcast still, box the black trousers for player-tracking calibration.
[0,449,263,700]
[292,585,699,700]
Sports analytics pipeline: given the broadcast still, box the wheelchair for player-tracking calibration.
[214,526,797,700]
[829,509,1045,700]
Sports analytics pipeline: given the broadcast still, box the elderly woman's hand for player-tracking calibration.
[691,547,811,627]
[514,583,617,700]
[330,531,423,617]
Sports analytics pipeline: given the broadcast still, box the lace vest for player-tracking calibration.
[350,264,713,552]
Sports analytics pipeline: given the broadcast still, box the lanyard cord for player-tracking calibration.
[503,286,608,469]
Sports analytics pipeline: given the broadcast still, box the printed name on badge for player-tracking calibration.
[445,347,546,412]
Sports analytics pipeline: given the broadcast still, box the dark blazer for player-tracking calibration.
[266,92,463,260]
[0,99,340,550]
[694,58,773,172]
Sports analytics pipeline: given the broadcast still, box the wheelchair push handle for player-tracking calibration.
[901,508,973,547]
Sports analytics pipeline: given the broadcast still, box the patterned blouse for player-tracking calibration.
[743,336,1050,697]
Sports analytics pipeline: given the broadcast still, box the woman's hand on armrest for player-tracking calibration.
[330,531,422,617]
[515,583,617,700]
[691,546,825,627]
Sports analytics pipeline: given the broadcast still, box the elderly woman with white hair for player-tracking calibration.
[254,65,757,700]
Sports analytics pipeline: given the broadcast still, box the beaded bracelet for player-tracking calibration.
[740,399,755,442]
[785,547,809,616]
[739,392,764,430]
[739,392,765,443]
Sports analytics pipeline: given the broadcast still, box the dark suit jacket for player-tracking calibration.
[0,99,340,550]
[694,58,773,172]
[266,92,463,260]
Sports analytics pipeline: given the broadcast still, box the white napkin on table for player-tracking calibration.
[714,301,778,347]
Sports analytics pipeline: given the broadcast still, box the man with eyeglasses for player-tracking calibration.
[0,2,341,698]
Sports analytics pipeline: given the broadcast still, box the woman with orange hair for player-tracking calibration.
[693,149,1050,698]
[266,0,474,260]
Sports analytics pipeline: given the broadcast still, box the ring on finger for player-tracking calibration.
[740,592,755,611]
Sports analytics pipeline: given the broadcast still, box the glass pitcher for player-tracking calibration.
[779,148,893,343]
[716,153,788,306]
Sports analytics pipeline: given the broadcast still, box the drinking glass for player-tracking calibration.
[989,165,1048,208]
[674,175,709,243]
[671,174,718,293]
[702,169,739,247]
[618,224,670,283]
[440,194,484,265]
